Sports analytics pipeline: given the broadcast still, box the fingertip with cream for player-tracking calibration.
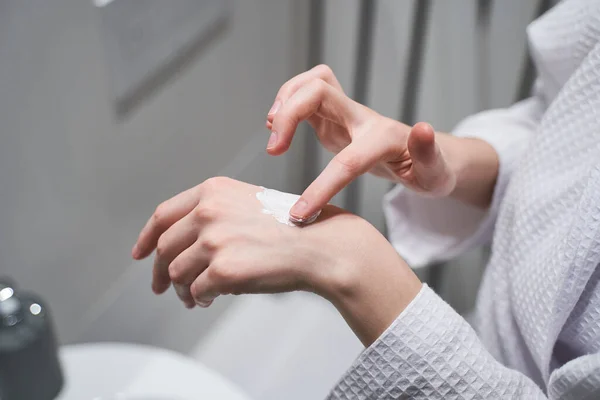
[290,198,310,220]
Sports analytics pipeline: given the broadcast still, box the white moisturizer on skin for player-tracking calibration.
[256,187,321,226]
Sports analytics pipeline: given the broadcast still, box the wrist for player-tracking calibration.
[438,134,500,208]
[433,132,466,190]
[298,209,422,347]
[315,223,422,347]
[330,261,422,347]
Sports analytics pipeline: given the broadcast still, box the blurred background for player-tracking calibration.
[0,0,546,399]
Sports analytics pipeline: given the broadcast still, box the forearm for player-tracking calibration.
[436,132,499,209]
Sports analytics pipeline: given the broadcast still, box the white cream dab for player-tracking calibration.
[256,187,321,226]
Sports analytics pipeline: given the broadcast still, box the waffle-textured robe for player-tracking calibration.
[328,1,600,398]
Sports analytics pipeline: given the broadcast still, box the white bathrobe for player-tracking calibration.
[328,0,600,398]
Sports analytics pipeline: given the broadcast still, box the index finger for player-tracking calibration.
[289,130,396,221]
[267,64,343,123]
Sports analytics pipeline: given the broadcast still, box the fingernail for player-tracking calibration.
[152,281,169,294]
[195,299,213,308]
[268,100,281,115]
[131,244,139,259]
[185,301,196,309]
[267,131,278,149]
[290,198,310,219]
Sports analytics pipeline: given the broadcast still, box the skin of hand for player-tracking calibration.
[131,177,422,347]
[266,64,499,221]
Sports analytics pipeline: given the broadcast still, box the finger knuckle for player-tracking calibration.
[279,72,306,98]
[200,176,230,193]
[153,202,168,226]
[314,64,334,78]
[275,112,298,131]
[168,261,186,284]
[208,263,237,294]
[335,153,361,176]
[155,236,168,258]
[189,280,202,300]
[278,81,294,99]
[379,121,405,155]
[173,283,192,301]
[193,201,219,221]
[200,234,221,253]
[208,263,229,282]
[306,78,327,95]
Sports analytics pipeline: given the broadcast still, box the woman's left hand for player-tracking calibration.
[131,177,422,346]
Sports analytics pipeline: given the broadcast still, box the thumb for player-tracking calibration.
[407,122,455,195]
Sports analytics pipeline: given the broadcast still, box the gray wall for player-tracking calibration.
[323,0,539,311]
[323,0,538,231]
[0,0,309,350]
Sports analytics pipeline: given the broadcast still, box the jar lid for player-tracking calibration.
[0,282,24,328]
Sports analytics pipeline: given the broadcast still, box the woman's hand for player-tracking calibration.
[265,64,458,222]
[131,177,422,346]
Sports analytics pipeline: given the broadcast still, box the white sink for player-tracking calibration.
[56,343,251,400]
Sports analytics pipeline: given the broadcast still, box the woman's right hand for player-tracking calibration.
[265,64,458,222]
